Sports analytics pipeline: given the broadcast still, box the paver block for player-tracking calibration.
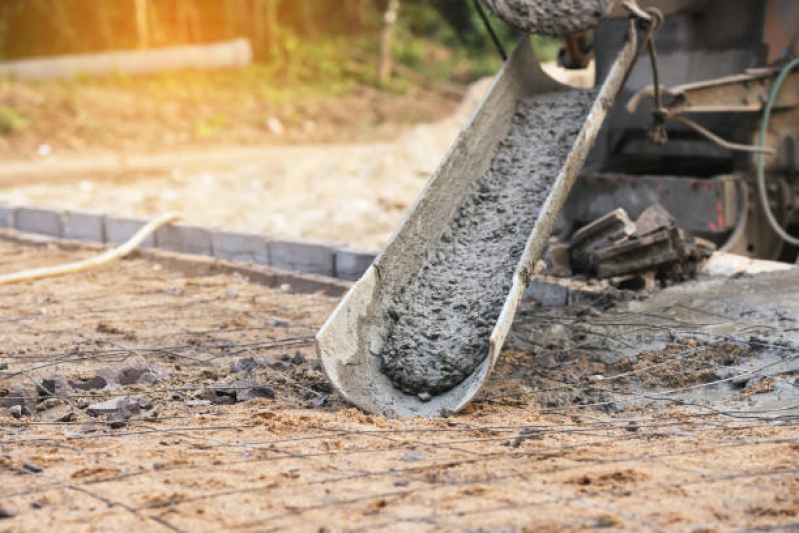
[63,211,106,242]
[211,231,269,265]
[15,207,63,237]
[105,216,156,248]
[156,223,212,256]
[0,204,15,228]
[335,248,377,281]
[270,239,335,277]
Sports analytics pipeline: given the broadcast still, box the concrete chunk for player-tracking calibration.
[63,211,106,242]
[335,248,377,281]
[211,230,269,265]
[105,216,155,247]
[15,207,63,237]
[155,223,212,256]
[270,239,335,277]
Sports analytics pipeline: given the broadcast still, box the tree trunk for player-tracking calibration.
[134,0,150,49]
[378,0,400,85]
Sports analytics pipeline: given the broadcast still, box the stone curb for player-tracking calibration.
[0,204,378,281]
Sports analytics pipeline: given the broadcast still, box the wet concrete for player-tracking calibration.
[380,89,598,398]
[505,268,799,416]
[483,0,617,37]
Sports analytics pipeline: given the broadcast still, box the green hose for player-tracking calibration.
[756,57,799,247]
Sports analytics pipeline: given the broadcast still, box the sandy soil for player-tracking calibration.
[1,235,797,532]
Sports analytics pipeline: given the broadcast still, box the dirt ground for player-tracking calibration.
[0,63,590,250]
[1,235,797,532]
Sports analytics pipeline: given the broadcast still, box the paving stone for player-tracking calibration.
[105,216,156,247]
[335,248,377,281]
[211,230,269,264]
[270,239,335,277]
[15,207,63,237]
[155,223,212,256]
[0,204,15,228]
[63,211,106,242]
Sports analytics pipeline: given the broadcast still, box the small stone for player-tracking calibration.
[185,400,211,408]
[22,460,43,473]
[402,450,425,462]
[234,380,276,403]
[393,480,410,487]
[31,501,43,509]
[292,352,305,365]
[38,375,74,398]
[268,316,289,327]
[0,363,8,371]
[107,419,127,429]
[42,404,75,423]
[9,405,22,419]
[417,392,432,402]
[86,396,138,420]
[69,375,107,391]
[0,508,16,519]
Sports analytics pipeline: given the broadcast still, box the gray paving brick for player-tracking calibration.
[15,207,63,237]
[335,248,377,281]
[63,211,106,242]
[270,239,335,277]
[211,231,269,265]
[156,224,212,256]
[0,204,15,228]
[105,216,156,248]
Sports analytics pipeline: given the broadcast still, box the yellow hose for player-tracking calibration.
[0,212,181,285]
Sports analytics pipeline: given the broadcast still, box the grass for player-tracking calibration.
[0,104,26,135]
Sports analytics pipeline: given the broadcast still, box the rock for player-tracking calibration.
[86,396,139,419]
[268,316,289,327]
[0,383,38,411]
[41,404,75,423]
[0,363,8,371]
[117,357,151,385]
[38,374,74,398]
[22,460,43,473]
[234,379,276,402]
[9,405,23,419]
[402,450,425,462]
[0,508,16,519]
[231,357,263,374]
[292,352,305,365]
[96,367,121,387]
[417,392,432,402]
[69,375,107,391]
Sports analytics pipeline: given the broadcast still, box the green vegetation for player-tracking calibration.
[0,1,563,104]
[0,105,26,135]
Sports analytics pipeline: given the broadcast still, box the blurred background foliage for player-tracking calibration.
[0,0,560,83]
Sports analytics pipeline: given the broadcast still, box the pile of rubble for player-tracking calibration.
[545,204,715,290]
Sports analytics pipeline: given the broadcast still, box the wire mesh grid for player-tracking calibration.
[1,236,797,532]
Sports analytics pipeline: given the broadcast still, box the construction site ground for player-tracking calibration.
[0,64,590,250]
[2,234,797,532]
